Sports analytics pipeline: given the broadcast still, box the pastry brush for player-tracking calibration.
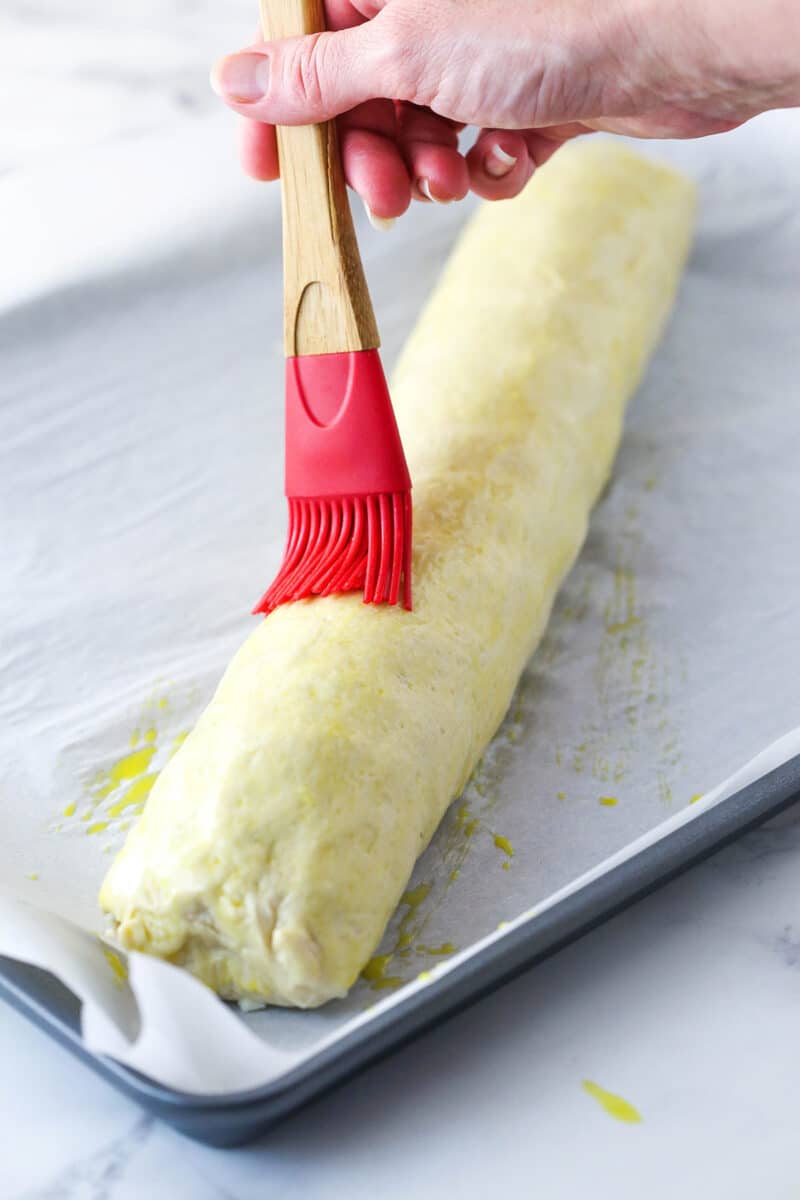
[253,0,412,615]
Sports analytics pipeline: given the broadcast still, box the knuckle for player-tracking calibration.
[372,2,428,102]
[374,0,487,117]
[282,32,329,110]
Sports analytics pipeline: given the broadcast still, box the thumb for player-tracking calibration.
[212,24,393,124]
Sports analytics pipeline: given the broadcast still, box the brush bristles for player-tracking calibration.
[254,493,412,615]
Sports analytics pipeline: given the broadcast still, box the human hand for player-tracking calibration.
[211,0,800,222]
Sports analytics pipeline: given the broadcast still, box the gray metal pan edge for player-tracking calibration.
[3,752,800,1148]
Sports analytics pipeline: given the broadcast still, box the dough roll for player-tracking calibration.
[100,141,695,1008]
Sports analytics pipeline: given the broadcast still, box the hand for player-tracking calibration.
[211,0,800,222]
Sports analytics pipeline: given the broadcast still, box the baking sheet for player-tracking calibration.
[1,109,799,1095]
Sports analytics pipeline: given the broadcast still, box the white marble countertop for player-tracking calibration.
[3,5,799,1196]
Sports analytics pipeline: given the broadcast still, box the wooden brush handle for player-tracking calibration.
[259,0,380,357]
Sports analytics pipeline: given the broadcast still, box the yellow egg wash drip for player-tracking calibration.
[101,945,129,988]
[58,690,192,843]
[94,746,157,799]
[361,954,401,990]
[442,727,526,887]
[108,774,158,818]
[363,881,461,992]
[582,1080,643,1124]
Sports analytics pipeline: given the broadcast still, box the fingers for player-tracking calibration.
[466,130,535,201]
[341,128,411,222]
[466,126,593,200]
[239,119,279,181]
[396,104,469,204]
[234,94,412,220]
[340,100,412,220]
[234,113,576,213]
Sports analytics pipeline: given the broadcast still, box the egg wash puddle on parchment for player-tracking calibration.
[101,942,129,989]
[56,689,193,851]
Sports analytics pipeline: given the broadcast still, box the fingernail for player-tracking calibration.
[484,145,518,179]
[362,199,396,232]
[210,53,270,104]
[417,177,453,204]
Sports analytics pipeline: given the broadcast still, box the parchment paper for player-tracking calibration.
[1,110,799,1094]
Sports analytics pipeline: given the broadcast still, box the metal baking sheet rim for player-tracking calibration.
[3,753,799,1147]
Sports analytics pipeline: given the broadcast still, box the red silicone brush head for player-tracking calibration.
[254,349,412,615]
